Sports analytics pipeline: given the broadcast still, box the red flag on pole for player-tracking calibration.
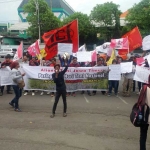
[28,40,40,56]
[13,42,23,61]
[119,27,142,55]
[42,20,79,60]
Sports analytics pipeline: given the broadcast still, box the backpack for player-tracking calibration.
[130,85,150,127]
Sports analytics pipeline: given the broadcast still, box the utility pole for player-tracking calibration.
[50,0,52,10]
[35,0,41,43]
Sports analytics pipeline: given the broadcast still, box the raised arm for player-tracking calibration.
[62,65,68,75]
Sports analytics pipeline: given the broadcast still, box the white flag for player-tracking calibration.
[78,44,86,52]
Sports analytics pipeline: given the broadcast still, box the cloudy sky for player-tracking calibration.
[0,0,141,23]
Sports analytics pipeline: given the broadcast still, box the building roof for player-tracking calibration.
[18,0,75,15]
[8,22,29,31]
[120,10,129,18]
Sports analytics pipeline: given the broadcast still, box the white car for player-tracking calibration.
[0,48,16,58]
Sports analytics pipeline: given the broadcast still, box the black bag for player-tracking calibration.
[130,103,149,127]
[130,85,149,127]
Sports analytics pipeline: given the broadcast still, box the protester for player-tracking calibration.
[9,61,25,112]
[80,61,92,96]
[139,75,150,150]
[50,64,68,118]
[69,57,80,96]
[58,54,73,67]
[93,58,107,95]
[122,61,136,97]
[28,56,39,96]
[0,54,13,95]
[108,59,118,96]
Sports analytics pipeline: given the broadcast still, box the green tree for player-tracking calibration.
[24,0,61,40]
[90,2,121,41]
[62,12,98,45]
[126,0,150,36]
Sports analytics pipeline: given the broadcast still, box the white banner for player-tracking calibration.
[109,65,121,80]
[77,52,92,62]
[120,62,133,73]
[58,43,73,55]
[134,65,150,83]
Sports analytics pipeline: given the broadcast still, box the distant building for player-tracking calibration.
[18,0,75,22]
[120,10,129,26]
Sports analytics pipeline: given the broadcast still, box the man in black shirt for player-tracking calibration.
[50,64,68,118]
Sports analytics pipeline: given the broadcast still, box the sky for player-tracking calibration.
[0,0,141,23]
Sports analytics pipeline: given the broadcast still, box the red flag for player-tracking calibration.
[119,27,142,55]
[13,42,23,61]
[42,20,79,60]
[28,40,40,56]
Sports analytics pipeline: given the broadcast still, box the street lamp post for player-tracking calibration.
[35,0,41,43]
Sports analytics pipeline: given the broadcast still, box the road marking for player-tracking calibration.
[83,94,89,103]
[117,96,128,105]
[51,97,54,103]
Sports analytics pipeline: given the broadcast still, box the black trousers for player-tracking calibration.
[140,124,149,150]
[52,90,67,114]
[1,85,11,93]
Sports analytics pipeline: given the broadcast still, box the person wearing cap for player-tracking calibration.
[0,54,13,95]
[50,63,68,118]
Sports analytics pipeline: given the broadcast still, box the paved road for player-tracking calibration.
[0,90,150,150]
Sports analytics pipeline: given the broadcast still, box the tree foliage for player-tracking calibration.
[62,12,98,45]
[126,0,150,36]
[90,2,121,41]
[24,0,61,40]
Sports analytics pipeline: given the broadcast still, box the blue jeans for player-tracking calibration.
[108,80,118,95]
[11,85,22,109]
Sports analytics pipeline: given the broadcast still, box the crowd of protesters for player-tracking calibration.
[0,52,149,98]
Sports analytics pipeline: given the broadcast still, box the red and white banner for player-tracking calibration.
[110,38,129,49]
[13,42,23,61]
[42,20,79,60]
[28,40,40,57]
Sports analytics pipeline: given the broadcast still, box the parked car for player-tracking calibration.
[0,48,16,58]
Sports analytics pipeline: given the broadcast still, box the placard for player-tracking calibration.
[109,64,121,80]
[58,43,73,55]
[120,62,133,73]
[77,52,92,62]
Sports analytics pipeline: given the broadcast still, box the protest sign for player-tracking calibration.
[0,67,12,86]
[120,62,133,73]
[58,43,73,55]
[109,65,121,80]
[134,65,150,83]
[77,52,92,62]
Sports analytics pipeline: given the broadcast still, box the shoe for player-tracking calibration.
[47,91,51,95]
[50,114,55,118]
[15,108,22,112]
[32,92,35,96]
[24,92,28,96]
[63,113,67,117]
[9,102,14,108]
[107,94,111,97]
[7,92,12,94]
[40,92,44,96]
